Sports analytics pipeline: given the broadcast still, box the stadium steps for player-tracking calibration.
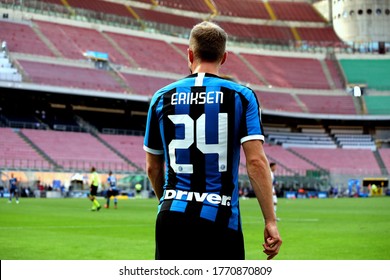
[352,95,365,115]
[6,53,29,83]
[263,1,277,20]
[291,94,309,113]
[74,115,99,134]
[100,32,139,68]
[327,53,347,89]
[107,64,133,93]
[17,130,62,170]
[266,155,297,176]
[373,150,389,175]
[236,53,270,86]
[327,129,342,148]
[319,59,336,90]
[203,0,218,18]
[31,22,63,58]
[170,43,187,60]
[286,148,329,175]
[92,133,143,172]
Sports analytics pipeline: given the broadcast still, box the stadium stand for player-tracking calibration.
[263,143,318,176]
[379,149,390,174]
[121,73,176,97]
[325,58,345,89]
[364,96,390,115]
[257,91,304,113]
[34,20,133,66]
[219,51,267,86]
[212,0,270,19]
[0,20,55,57]
[3,20,346,94]
[240,53,333,89]
[150,0,212,14]
[290,147,382,176]
[297,26,343,47]
[218,22,294,44]
[16,59,127,93]
[338,58,390,91]
[72,109,146,133]
[0,50,22,82]
[130,5,200,30]
[11,0,345,48]
[42,108,80,131]
[364,95,390,115]
[297,95,357,115]
[267,131,336,149]
[105,32,188,74]
[0,127,52,169]
[268,1,325,22]
[99,134,145,171]
[0,108,46,130]
[0,2,346,91]
[0,0,388,186]
[334,134,376,150]
[63,0,134,18]
[20,129,134,171]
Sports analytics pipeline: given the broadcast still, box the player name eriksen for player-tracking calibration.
[171,91,223,105]
[164,189,231,206]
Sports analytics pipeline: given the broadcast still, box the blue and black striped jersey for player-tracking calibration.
[107,175,117,189]
[9,177,17,188]
[143,73,264,231]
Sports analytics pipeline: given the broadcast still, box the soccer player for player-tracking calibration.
[8,173,19,204]
[143,21,282,260]
[135,183,142,198]
[88,167,101,211]
[105,171,118,209]
[270,162,279,221]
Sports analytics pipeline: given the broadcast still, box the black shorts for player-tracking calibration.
[106,189,119,198]
[90,185,98,196]
[10,187,18,195]
[155,211,245,260]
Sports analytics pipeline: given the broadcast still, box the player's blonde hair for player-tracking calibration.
[189,21,227,63]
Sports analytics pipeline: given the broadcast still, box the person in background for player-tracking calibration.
[143,21,282,260]
[2,40,7,52]
[105,171,118,209]
[88,167,101,211]
[135,183,142,198]
[8,173,19,204]
[270,162,279,221]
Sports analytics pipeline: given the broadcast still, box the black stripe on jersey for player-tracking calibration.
[237,91,250,140]
[184,85,207,218]
[251,88,264,135]
[214,86,237,228]
[237,88,263,139]
[147,94,165,152]
[160,88,179,212]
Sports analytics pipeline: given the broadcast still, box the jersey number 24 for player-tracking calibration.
[168,113,228,174]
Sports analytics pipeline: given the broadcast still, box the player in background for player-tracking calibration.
[8,173,19,204]
[88,167,101,211]
[270,162,280,221]
[144,21,282,260]
[105,171,118,209]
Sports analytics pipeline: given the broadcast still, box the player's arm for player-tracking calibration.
[242,139,282,259]
[145,152,165,200]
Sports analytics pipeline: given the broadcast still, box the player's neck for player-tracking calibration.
[191,62,220,76]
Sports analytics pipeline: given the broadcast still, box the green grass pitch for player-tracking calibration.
[1,196,389,260]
